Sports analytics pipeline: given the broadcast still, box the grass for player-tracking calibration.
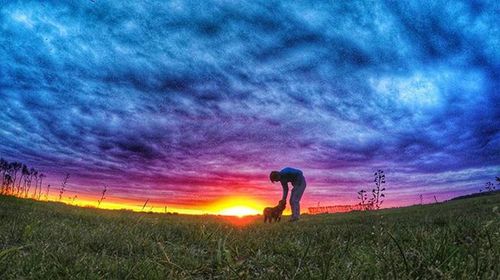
[0,194,499,279]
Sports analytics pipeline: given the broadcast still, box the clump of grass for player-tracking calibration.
[58,174,70,201]
[97,185,107,208]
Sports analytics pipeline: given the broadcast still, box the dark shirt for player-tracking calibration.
[279,167,304,200]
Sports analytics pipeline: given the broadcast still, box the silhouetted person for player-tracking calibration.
[269,167,306,222]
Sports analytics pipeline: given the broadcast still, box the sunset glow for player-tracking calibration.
[219,206,259,217]
[43,193,269,217]
[210,197,266,217]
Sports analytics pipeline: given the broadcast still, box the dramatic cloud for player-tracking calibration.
[1,0,498,209]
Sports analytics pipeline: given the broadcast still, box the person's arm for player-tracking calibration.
[281,181,288,201]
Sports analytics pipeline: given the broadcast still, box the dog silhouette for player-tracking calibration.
[263,200,286,223]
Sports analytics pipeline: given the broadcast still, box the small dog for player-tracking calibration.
[263,200,286,223]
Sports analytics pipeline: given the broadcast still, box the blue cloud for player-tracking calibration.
[0,0,498,207]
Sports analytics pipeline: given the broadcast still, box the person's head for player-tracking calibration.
[269,171,281,183]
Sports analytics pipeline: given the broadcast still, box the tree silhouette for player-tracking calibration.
[30,169,39,198]
[483,181,495,192]
[0,158,7,189]
[37,173,45,199]
[3,174,13,194]
[10,162,22,194]
[0,158,45,198]
[45,184,51,200]
[1,161,16,194]
[59,173,70,201]
[20,164,29,196]
[357,189,368,210]
[25,168,36,198]
[368,170,386,210]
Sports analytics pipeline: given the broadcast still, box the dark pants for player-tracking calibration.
[290,176,306,219]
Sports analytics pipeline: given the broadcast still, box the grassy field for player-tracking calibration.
[0,194,498,279]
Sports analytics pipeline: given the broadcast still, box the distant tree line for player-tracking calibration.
[0,158,45,199]
[0,157,162,212]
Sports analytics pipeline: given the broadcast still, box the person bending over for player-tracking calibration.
[269,167,306,222]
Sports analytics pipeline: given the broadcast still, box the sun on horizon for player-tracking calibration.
[218,205,260,217]
[211,196,266,217]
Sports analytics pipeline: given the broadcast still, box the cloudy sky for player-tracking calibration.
[1,0,498,211]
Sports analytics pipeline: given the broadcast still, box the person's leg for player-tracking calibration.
[290,178,306,220]
[289,188,298,219]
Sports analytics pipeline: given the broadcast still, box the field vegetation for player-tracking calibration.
[0,193,499,279]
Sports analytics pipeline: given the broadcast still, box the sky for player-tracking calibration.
[0,0,499,213]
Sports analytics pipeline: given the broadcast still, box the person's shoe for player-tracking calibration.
[288,217,299,222]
